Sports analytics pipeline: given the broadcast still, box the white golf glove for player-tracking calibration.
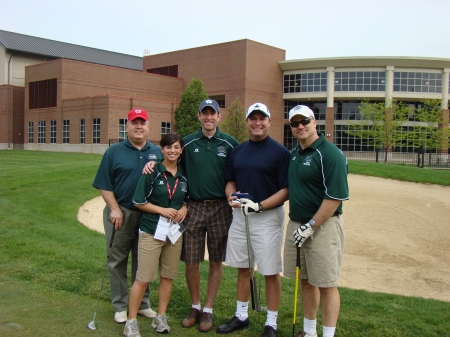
[293,223,315,247]
[240,198,262,216]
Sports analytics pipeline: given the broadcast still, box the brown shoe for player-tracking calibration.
[181,307,202,328]
[199,312,213,332]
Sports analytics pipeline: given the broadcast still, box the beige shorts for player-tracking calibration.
[136,231,182,282]
[225,206,284,276]
[283,216,345,287]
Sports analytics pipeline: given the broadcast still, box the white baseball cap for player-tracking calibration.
[246,103,271,119]
[288,105,315,121]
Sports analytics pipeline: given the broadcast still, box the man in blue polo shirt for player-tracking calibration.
[217,103,290,337]
[92,108,162,323]
[283,105,349,337]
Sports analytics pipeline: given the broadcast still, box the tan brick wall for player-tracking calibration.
[143,39,286,144]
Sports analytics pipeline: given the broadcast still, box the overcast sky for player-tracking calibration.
[3,0,450,60]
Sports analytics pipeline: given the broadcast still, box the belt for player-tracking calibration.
[297,212,339,225]
[190,198,227,205]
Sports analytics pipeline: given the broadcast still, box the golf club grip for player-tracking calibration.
[250,278,255,310]
[109,228,116,248]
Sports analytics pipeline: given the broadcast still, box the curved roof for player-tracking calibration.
[279,56,450,71]
[0,29,142,71]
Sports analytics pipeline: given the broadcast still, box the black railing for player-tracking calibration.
[343,148,449,170]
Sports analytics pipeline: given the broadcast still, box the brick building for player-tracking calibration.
[1,29,449,154]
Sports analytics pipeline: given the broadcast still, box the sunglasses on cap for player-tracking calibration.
[290,117,313,128]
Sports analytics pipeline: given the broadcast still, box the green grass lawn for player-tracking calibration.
[0,150,449,337]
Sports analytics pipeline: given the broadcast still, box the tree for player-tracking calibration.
[346,99,410,162]
[412,99,447,152]
[220,97,248,143]
[407,98,450,165]
[174,78,208,137]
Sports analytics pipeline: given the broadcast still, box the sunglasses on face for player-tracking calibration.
[290,117,313,128]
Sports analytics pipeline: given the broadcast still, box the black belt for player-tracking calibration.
[190,198,227,205]
[297,212,339,225]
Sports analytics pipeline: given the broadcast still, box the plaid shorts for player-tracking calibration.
[181,199,232,264]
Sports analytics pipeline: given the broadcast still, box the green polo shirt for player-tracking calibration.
[288,133,349,222]
[133,162,188,235]
[181,127,239,200]
[92,139,163,209]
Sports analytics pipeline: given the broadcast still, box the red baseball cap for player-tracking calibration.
[128,108,149,121]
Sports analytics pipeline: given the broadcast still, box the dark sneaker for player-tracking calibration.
[181,307,202,328]
[216,316,249,334]
[261,325,278,337]
[199,312,214,332]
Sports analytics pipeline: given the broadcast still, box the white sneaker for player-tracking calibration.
[137,307,157,318]
[151,313,170,333]
[115,311,128,323]
[123,318,141,337]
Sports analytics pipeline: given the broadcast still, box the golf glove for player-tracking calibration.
[293,223,315,247]
[240,198,262,216]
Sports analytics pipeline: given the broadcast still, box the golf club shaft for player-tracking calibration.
[244,214,261,311]
[292,246,300,336]
[88,228,116,329]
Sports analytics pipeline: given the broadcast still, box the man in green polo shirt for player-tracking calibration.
[283,105,349,337]
[180,99,239,332]
[92,108,163,324]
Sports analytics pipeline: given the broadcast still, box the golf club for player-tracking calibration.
[292,246,300,337]
[232,192,263,312]
[87,228,116,330]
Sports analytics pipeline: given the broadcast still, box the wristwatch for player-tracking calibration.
[258,203,264,212]
[308,219,317,231]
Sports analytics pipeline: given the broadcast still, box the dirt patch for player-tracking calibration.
[78,174,450,302]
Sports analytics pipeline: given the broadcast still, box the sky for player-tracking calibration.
[3,0,450,60]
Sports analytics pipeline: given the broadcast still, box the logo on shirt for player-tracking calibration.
[148,154,158,160]
[180,182,187,192]
[303,155,313,166]
[158,180,164,185]
[292,156,296,161]
[217,146,226,157]
[194,148,199,153]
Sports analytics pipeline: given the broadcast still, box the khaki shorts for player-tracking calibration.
[225,206,284,276]
[136,232,182,282]
[283,216,345,287]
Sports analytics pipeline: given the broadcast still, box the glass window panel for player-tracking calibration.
[356,78,363,84]
[342,78,348,85]
[394,72,400,78]
[342,85,348,91]
[364,85,371,91]
[379,85,385,91]
[342,72,348,78]
[401,72,408,78]
[379,72,386,78]
[349,85,356,91]
[401,85,407,91]
[335,84,341,91]
[335,73,342,79]
[357,71,363,77]
[349,72,356,77]
[371,72,378,77]
[356,85,363,91]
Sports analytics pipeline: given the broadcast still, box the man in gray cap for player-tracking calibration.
[283,105,349,337]
[179,99,239,332]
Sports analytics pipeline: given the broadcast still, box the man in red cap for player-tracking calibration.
[93,108,163,324]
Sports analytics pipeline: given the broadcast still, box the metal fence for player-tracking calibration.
[343,148,450,170]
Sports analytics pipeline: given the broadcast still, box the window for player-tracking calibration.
[93,118,100,144]
[80,119,85,144]
[334,71,385,92]
[28,121,34,143]
[334,101,367,120]
[334,125,375,151]
[38,121,46,143]
[393,72,442,93]
[284,72,327,93]
[63,120,70,144]
[209,95,226,108]
[284,124,325,151]
[29,78,57,109]
[118,118,127,141]
[161,122,171,136]
[147,65,178,77]
[284,100,326,120]
[50,120,56,143]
